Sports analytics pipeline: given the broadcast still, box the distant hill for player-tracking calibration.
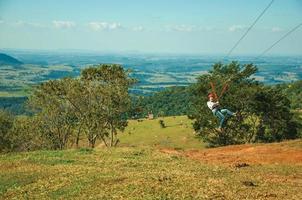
[0,53,23,65]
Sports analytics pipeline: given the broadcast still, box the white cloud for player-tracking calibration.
[14,20,26,26]
[11,20,46,28]
[27,22,45,28]
[167,24,196,32]
[165,25,216,32]
[132,26,145,32]
[53,20,76,29]
[88,22,122,31]
[203,26,215,31]
[271,27,283,32]
[228,25,246,32]
[0,20,3,24]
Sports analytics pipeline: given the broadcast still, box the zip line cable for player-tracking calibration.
[225,0,275,58]
[257,22,302,58]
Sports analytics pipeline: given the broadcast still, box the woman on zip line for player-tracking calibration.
[207,82,237,132]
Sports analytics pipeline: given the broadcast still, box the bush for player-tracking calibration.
[0,110,14,152]
[159,119,166,128]
[0,112,48,152]
[9,116,48,151]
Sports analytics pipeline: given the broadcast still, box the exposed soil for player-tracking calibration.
[160,140,302,166]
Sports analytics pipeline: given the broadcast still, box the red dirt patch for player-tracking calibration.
[160,140,302,166]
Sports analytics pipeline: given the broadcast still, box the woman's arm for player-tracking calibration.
[214,101,220,106]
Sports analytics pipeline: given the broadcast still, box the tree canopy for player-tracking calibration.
[27,64,135,149]
[189,61,300,146]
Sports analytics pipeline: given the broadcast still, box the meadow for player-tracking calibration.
[1,116,301,199]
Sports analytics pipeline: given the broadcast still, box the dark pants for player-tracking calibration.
[214,109,234,128]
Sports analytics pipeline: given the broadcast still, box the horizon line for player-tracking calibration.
[1,47,302,57]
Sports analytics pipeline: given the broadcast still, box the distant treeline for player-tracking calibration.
[0,97,28,115]
[1,80,302,117]
[129,80,302,118]
[129,86,192,118]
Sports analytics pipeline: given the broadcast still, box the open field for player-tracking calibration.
[0,141,301,199]
[119,116,204,150]
[1,116,302,199]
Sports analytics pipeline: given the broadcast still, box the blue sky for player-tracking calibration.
[0,0,301,55]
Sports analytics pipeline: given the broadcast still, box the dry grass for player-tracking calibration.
[118,116,204,150]
[1,116,302,199]
[1,143,302,199]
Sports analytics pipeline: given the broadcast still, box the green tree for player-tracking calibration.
[189,61,299,147]
[277,80,302,110]
[252,87,299,142]
[28,79,77,150]
[0,110,14,152]
[80,64,136,147]
[9,115,46,151]
[28,64,135,148]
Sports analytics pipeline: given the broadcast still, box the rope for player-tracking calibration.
[225,0,275,58]
[219,84,229,99]
[210,81,230,100]
[257,22,302,58]
[210,82,218,100]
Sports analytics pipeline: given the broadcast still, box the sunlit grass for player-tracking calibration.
[1,145,302,199]
[119,116,204,150]
[1,117,302,199]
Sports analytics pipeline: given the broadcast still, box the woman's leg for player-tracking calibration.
[220,108,235,117]
[215,110,225,128]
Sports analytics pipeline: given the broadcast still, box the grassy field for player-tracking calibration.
[1,116,302,199]
[119,116,204,150]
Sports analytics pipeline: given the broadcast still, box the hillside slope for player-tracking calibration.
[0,53,23,65]
[118,116,203,150]
[161,139,302,166]
[1,140,302,199]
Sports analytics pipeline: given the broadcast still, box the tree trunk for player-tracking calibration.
[110,122,114,147]
[99,134,108,147]
[76,125,82,148]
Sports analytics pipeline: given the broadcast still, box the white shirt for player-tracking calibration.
[207,101,220,112]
